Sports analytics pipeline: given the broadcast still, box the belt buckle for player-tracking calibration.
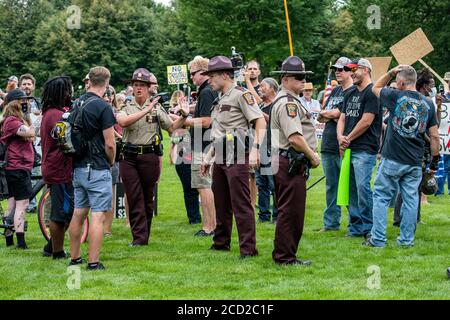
[138,146,144,155]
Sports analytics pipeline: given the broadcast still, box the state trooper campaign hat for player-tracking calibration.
[130,68,153,84]
[201,56,240,75]
[271,56,313,75]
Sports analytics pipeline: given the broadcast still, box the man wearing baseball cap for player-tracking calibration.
[337,58,382,238]
[318,57,356,232]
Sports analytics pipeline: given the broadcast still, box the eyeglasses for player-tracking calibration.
[190,70,202,77]
[288,74,307,81]
[344,66,361,73]
[331,67,344,72]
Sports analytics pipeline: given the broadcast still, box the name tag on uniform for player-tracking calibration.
[220,105,232,112]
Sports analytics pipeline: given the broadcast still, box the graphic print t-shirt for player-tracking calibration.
[340,83,381,154]
[380,88,437,166]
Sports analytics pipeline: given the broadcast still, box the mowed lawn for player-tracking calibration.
[0,135,449,300]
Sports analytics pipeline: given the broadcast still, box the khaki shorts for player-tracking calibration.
[191,152,212,189]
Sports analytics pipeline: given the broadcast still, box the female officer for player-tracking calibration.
[116,68,189,246]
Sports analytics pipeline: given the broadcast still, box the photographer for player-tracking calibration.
[116,68,189,247]
[0,89,36,249]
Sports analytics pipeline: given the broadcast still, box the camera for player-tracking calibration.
[153,92,170,105]
[230,46,245,69]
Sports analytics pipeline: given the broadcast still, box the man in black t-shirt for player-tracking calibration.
[366,65,440,248]
[183,56,218,236]
[68,66,117,271]
[317,57,355,232]
[337,58,381,238]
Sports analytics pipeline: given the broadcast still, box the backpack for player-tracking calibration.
[52,96,98,157]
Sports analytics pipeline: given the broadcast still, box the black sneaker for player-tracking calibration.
[280,259,312,266]
[209,244,230,251]
[87,262,105,271]
[69,258,86,266]
[53,251,68,260]
[16,244,28,250]
[194,230,214,237]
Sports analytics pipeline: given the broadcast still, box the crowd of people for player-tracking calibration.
[0,53,448,271]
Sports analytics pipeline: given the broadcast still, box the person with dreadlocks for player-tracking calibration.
[40,76,74,259]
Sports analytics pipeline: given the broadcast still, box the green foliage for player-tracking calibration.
[0,0,447,96]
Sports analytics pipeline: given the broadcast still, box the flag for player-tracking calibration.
[322,64,333,108]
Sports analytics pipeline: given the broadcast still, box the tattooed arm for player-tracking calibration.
[16,125,36,138]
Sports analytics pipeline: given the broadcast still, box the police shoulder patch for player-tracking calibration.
[243,92,255,105]
[286,103,298,118]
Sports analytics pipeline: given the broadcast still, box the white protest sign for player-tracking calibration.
[439,102,450,155]
[167,65,188,85]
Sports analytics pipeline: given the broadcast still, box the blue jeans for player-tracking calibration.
[348,151,376,236]
[436,154,450,195]
[370,159,422,247]
[175,163,201,224]
[321,152,341,230]
[255,167,277,221]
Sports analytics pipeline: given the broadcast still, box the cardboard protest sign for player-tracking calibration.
[390,28,434,65]
[167,65,188,85]
[439,102,450,155]
[365,57,392,83]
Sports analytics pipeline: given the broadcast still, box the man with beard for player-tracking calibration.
[337,58,382,238]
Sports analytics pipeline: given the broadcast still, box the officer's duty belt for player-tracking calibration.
[123,144,156,155]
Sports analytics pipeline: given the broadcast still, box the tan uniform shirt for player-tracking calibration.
[119,98,172,145]
[271,87,317,151]
[210,86,263,142]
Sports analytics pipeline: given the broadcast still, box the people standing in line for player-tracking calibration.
[270,56,320,265]
[40,76,74,259]
[366,65,440,248]
[68,66,117,271]
[317,57,354,232]
[200,56,266,259]
[337,58,382,238]
[116,68,189,247]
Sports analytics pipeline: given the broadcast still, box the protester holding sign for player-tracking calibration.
[367,65,440,248]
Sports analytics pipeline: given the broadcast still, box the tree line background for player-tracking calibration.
[0,0,448,96]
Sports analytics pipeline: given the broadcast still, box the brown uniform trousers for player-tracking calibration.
[211,158,258,256]
[272,155,307,263]
[120,153,160,245]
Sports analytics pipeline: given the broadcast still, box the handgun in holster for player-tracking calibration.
[287,147,311,179]
[152,134,163,156]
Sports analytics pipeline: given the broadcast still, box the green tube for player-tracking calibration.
[337,149,351,206]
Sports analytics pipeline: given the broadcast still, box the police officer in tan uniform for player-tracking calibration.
[270,56,320,265]
[200,56,266,259]
[117,68,189,246]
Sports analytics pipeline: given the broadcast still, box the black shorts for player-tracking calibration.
[5,169,32,201]
[49,183,74,224]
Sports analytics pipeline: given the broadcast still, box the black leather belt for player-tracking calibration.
[123,144,156,155]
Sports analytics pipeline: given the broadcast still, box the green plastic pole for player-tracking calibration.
[337,149,351,206]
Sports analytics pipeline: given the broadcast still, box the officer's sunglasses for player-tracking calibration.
[287,74,307,81]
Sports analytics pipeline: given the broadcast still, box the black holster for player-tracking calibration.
[287,147,310,179]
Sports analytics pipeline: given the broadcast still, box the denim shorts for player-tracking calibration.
[73,167,112,212]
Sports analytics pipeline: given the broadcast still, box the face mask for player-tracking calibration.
[428,87,437,98]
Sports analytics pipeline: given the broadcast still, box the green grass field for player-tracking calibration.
[0,136,449,300]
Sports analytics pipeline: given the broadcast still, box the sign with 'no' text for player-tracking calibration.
[167,65,188,85]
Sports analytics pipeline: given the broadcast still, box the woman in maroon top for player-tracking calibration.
[0,89,35,249]
[40,76,74,259]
